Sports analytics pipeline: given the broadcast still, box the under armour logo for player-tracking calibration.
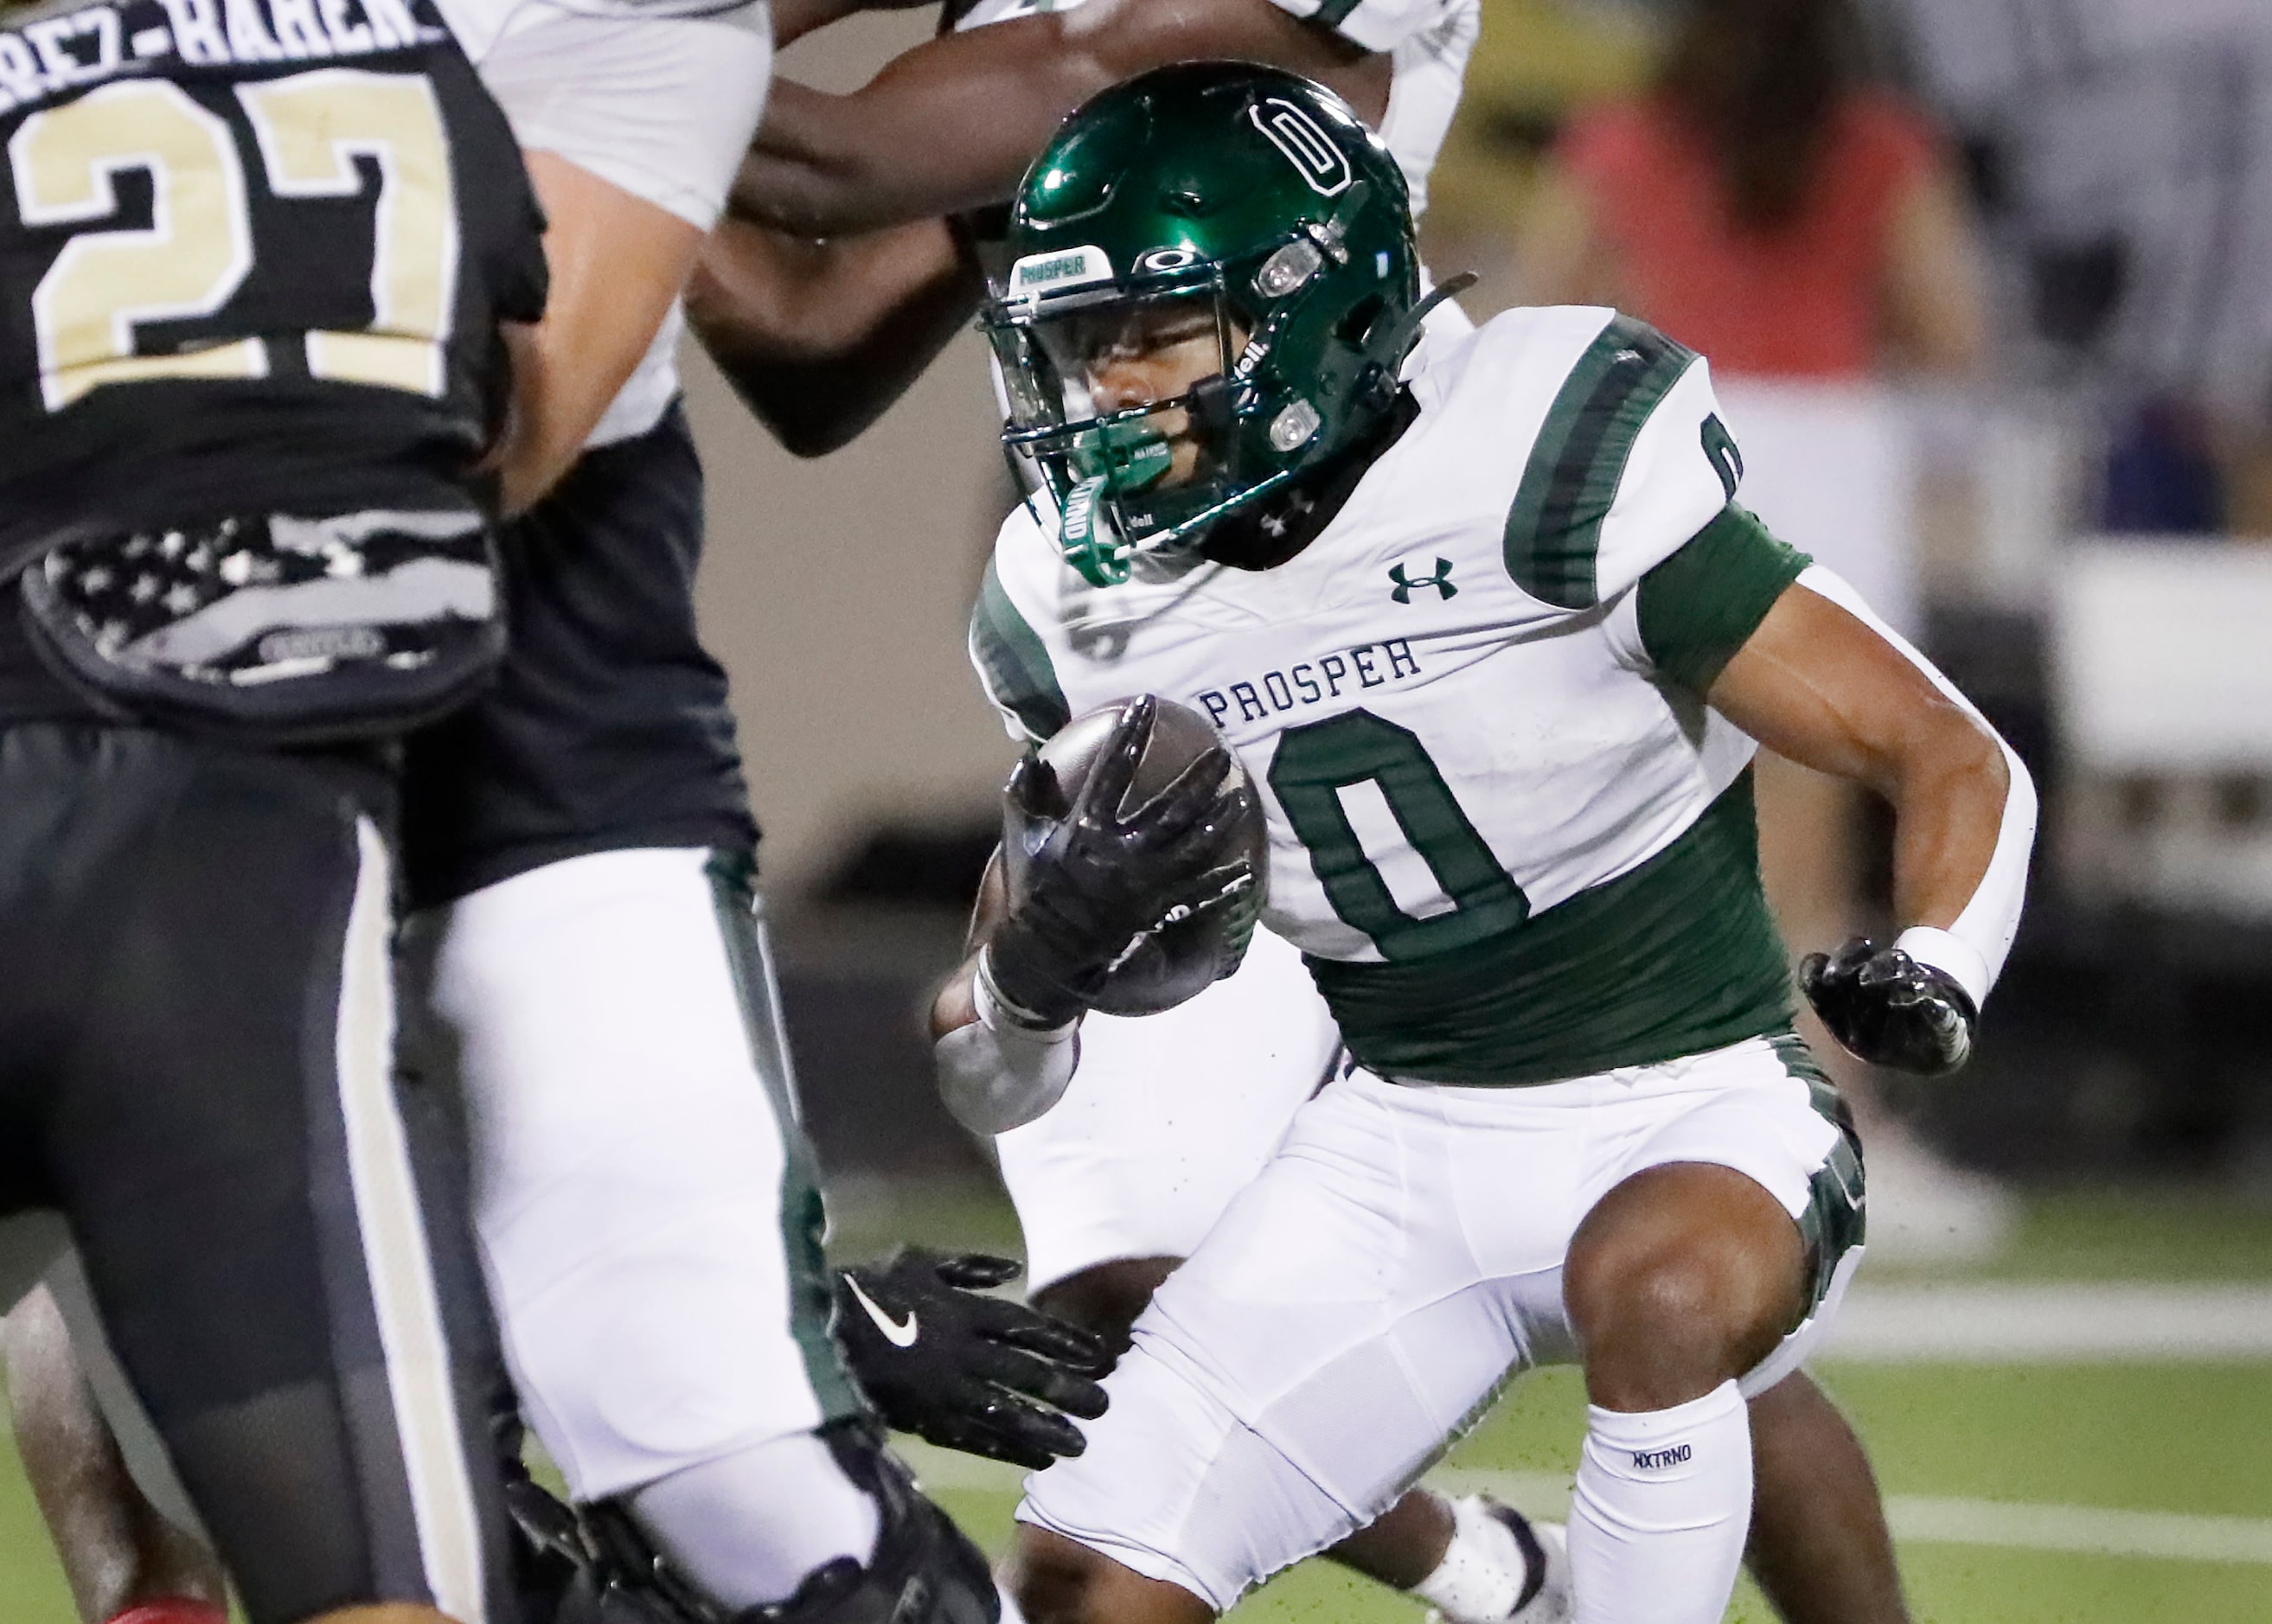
[1389,559,1458,603]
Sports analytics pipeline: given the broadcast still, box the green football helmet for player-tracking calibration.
[982,63,1439,586]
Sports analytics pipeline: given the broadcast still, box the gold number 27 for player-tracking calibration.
[9,68,458,412]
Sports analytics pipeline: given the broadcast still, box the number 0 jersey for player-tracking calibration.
[973,307,1813,1086]
[0,0,547,579]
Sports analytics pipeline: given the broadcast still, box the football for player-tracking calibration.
[1015,696,1269,1016]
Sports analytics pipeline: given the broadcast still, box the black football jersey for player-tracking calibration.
[0,0,547,579]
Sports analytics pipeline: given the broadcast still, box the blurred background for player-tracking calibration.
[9,0,2272,1618]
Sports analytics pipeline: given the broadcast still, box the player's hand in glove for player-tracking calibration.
[835,1250,1112,1469]
[989,695,1253,1026]
[1800,936,1978,1076]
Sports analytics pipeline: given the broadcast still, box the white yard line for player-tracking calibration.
[1430,1471,2272,1567]
[1826,1282,2272,1361]
[896,1446,2272,1568]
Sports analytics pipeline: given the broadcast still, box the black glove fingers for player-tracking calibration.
[1124,745,1233,843]
[1796,951,1833,1000]
[970,1300,1115,1371]
[932,1253,1024,1290]
[1077,696,1158,827]
[968,1343,1112,1418]
[986,1319,1116,1378]
[922,1414,1057,1472]
[1005,753,1065,822]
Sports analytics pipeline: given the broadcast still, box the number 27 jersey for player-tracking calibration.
[0,0,547,575]
[973,306,1808,1088]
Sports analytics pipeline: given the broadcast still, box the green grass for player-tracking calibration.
[4,1183,2269,1621]
[0,1418,74,1622]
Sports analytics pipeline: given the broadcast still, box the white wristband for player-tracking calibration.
[1895,929,1989,1012]
[974,949,1076,1036]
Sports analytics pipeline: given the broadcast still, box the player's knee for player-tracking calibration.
[1566,1167,1805,1405]
[1032,1256,1181,1352]
[1012,1525,1208,1624]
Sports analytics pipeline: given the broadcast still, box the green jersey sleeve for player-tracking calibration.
[1635,504,1812,695]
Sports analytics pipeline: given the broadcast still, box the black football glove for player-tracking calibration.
[989,695,1255,1026]
[1800,936,1979,1076]
[835,1250,1112,1470]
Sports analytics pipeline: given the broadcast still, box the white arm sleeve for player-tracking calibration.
[933,968,1080,1136]
[439,0,771,231]
[1795,565,2037,1007]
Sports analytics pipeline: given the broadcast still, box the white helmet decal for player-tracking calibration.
[1249,98,1353,197]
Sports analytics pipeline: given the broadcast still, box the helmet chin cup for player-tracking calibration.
[1061,476,1135,587]
[1072,413,1176,493]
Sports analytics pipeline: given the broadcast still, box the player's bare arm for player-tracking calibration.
[1709,584,2012,928]
[687,218,982,456]
[1708,575,2036,1072]
[491,154,707,512]
[731,0,1388,237]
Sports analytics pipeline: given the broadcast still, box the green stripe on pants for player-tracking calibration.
[704,848,867,1425]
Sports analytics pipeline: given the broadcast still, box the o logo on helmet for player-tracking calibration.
[1249,99,1353,197]
[1136,247,1203,272]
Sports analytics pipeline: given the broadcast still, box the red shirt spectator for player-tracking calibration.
[1559,91,1942,379]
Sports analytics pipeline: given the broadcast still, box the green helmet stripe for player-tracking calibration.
[1503,316,1698,609]
[970,558,1070,742]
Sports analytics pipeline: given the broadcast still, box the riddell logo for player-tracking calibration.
[1631,1445,1694,1470]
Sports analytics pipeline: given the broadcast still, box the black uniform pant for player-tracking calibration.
[0,722,519,1624]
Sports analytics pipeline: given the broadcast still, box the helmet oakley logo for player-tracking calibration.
[1250,99,1353,197]
[1009,245,1115,301]
[1136,246,1203,272]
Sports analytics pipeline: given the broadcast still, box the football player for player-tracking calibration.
[0,0,553,1620]
[685,7,1598,1618]
[689,13,1928,1624]
[938,67,2035,1624]
[1,0,1130,1620]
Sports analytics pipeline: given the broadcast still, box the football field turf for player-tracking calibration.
[3,1187,2268,1621]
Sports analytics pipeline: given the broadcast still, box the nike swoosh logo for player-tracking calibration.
[845,1276,918,1348]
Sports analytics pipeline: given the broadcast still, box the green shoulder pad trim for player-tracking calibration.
[1503,315,1698,609]
[970,559,1071,743]
[1635,503,1812,695]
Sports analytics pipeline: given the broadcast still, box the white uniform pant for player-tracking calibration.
[995,927,1341,1292]
[1019,1033,1866,1612]
[416,846,860,1502]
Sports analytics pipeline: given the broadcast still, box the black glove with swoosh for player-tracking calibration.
[835,1250,1112,1470]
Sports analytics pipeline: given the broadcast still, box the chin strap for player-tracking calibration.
[1357,272,1477,403]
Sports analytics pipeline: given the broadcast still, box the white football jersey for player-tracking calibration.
[972,307,1807,1084]
[434,0,772,445]
[949,0,1475,217]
